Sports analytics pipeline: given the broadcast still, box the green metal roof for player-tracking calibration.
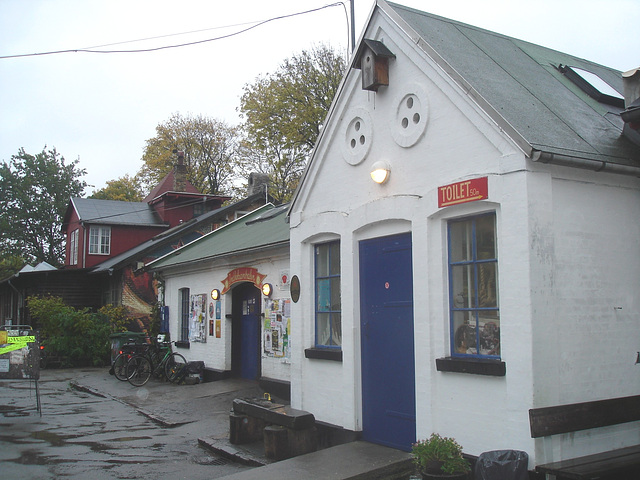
[148,203,289,270]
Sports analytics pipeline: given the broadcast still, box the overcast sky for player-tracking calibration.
[1,0,637,194]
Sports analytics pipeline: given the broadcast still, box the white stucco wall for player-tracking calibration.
[289,10,535,456]
[288,7,640,467]
[529,169,640,463]
[159,249,291,383]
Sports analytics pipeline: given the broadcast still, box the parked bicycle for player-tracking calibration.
[126,335,186,387]
[112,340,148,381]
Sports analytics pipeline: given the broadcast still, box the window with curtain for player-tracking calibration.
[315,241,341,348]
[69,229,78,265]
[89,226,111,255]
[448,213,500,358]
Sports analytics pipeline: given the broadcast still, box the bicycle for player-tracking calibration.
[126,337,186,387]
[112,341,148,381]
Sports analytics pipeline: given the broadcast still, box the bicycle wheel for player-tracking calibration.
[164,353,187,383]
[113,353,131,381]
[127,355,152,387]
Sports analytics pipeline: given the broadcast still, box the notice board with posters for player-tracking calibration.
[0,326,40,380]
[189,293,207,343]
[0,325,41,414]
[263,298,291,359]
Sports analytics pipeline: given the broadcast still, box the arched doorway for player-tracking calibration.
[231,282,261,379]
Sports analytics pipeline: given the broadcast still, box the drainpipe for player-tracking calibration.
[82,223,87,269]
[531,150,640,177]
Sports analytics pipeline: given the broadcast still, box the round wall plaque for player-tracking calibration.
[290,275,301,303]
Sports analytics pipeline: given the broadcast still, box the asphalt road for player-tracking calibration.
[0,368,262,479]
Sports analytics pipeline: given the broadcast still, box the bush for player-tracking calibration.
[28,296,111,367]
[412,433,471,475]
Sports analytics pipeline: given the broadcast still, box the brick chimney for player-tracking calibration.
[174,151,187,192]
[248,172,269,196]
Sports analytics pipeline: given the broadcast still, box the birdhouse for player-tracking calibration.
[353,39,396,92]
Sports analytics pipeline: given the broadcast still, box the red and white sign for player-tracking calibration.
[438,177,488,208]
[221,267,267,294]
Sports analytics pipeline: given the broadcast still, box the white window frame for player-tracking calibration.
[89,226,111,255]
[69,229,79,265]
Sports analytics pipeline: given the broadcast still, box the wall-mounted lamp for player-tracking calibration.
[370,161,390,184]
[211,289,220,301]
[261,283,273,297]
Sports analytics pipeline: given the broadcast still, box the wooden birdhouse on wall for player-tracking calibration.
[354,39,396,92]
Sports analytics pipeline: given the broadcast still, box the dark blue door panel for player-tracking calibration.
[359,233,416,450]
[232,283,261,380]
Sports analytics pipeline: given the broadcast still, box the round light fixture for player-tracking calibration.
[211,289,220,300]
[261,283,273,297]
[370,161,390,184]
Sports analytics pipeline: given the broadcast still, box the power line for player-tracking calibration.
[0,3,345,60]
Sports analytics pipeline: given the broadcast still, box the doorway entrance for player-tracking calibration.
[231,282,261,379]
[359,232,416,450]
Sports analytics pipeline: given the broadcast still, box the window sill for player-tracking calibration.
[175,341,190,349]
[436,356,505,376]
[305,348,342,362]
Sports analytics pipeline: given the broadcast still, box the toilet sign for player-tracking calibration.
[438,177,488,207]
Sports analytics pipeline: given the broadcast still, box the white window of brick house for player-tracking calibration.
[69,229,79,265]
[89,226,111,255]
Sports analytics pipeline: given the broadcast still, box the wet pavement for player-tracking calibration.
[0,367,262,479]
[1,367,413,479]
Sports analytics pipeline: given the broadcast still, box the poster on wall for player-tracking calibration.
[190,293,207,343]
[263,298,291,359]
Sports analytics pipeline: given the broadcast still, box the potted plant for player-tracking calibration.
[411,433,471,479]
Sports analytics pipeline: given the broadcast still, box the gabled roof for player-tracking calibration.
[290,0,639,216]
[383,1,638,167]
[143,169,201,203]
[19,261,57,274]
[0,261,58,283]
[68,197,167,227]
[91,193,271,273]
[148,203,289,271]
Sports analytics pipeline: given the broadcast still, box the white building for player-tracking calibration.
[287,0,640,469]
[149,204,292,395]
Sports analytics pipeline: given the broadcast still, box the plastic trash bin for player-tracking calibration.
[109,332,148,365]
[475,450,529,480]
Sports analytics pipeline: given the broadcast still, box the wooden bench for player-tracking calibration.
[529,395,640,479]
[230,397,317,460]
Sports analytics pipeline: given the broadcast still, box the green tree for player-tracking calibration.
[138,113,239,196]
[89,174,143,201]
[0,254,25,281]
[0,147,87,267]
[239,44,346,202]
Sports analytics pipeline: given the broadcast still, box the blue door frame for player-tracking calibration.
[232,283,261,380]
[359,232,416,450]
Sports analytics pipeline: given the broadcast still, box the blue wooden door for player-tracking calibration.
[359,233,416,450]
[232,283,261,379]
